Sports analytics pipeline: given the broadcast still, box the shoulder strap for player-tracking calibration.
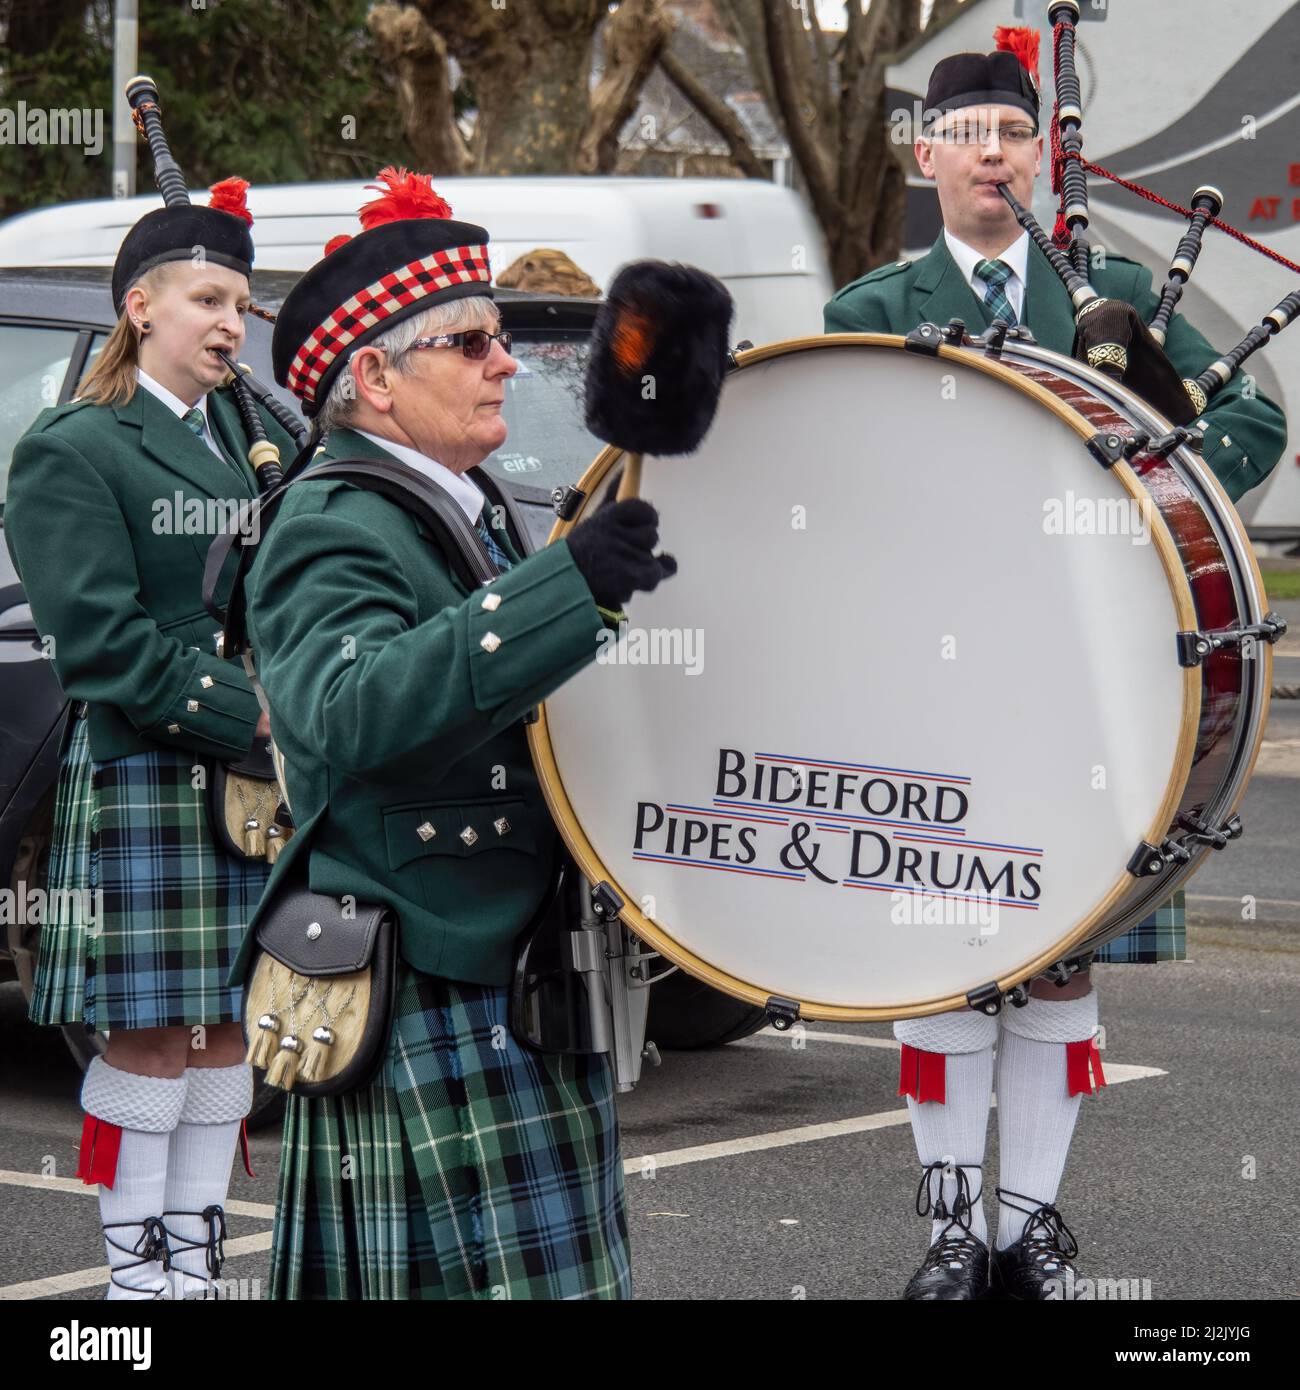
[204,455,528,657]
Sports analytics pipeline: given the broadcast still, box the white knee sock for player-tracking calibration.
[894,1010,999,1247]
[163,1063,253,1297]
[80,1057,188,1300]
[995,991,1099,1250]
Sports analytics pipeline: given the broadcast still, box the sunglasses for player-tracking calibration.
[407,329,513,360]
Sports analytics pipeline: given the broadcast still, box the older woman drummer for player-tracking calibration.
[227,170,675,1299]
[4,180,297,1298]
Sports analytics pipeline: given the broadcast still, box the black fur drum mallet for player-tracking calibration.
[584,260,734,501]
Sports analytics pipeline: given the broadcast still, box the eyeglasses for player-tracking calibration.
[407,329,513,360]
[931,122,1038,146]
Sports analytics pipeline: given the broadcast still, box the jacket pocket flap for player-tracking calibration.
[384,798,536,870]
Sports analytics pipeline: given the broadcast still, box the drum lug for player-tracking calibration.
[588,880,625,921]
[1176,611,1288,666]
[764,996,801,1031]
[1085,430,1127,468]
[941,317,969,345]
[1005,983,1031,1008]
[966,981,1004,1016]
[1127,838,1191,877]
[980,318,1010,359]
[903,322,943,356]
[726,340,753,370]
[1038,956,1092,989]
[552,485,587,520]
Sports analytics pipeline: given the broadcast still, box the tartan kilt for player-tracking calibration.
[28,716,269,1032]
[1091,889,1187,964]
[268,963,632,1300]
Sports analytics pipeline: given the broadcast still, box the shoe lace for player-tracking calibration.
[995,1186,1080,1274]
[103,1215,173,1294]
[915,1158,983,1247]
[160,1204,228,1280]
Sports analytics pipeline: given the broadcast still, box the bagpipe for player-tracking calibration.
[996,0,1300,425]
[125,74,305,866]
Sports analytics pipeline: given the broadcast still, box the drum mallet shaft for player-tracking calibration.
[584,260,734,501]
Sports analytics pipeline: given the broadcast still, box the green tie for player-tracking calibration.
[974,258,1018,327]
[182,405,246,484]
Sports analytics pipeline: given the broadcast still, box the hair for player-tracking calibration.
[315,293,499,432]
[78,261,191,407]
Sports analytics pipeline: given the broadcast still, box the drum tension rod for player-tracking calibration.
[725,340,753,370]
[1128,837,1194,878]
[1176,610,1288,666]
[965,981,1031,1016]
[765,997,801,1031]
[1176,810,1244,851]
[941,317,969,345]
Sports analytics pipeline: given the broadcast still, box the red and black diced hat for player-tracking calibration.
[112,177,254,313]
[272,168,494,417]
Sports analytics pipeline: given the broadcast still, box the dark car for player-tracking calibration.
[0,265,764,1123]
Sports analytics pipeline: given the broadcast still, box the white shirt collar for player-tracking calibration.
[136,367,207,422]
[945,228,1029,319]
[354,429,486,525]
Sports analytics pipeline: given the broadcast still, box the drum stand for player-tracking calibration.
[580,874,666,1092]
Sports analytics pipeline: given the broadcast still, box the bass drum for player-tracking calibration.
[528,335,1272,1020]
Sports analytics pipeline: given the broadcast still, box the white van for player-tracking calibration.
[0,177,832,349]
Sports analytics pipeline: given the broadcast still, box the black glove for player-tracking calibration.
[565,496,677,610]
[1072,298,1198,425]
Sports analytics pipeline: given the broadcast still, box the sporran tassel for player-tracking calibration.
[266,1035,302,1091]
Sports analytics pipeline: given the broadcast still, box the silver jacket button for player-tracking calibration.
[417,821,436,842]
[306,922,322,940]
[460,826,479,846]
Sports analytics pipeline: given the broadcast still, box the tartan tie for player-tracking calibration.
[474,515,513,572]
[974,258,1018,326]
[182,407,208,440]
[183,406,245,483]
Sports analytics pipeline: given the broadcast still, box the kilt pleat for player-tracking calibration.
[268,964,632,1300]
[28,716,268,1032]
[28,718,96,1026]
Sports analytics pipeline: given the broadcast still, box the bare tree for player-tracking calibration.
[666,0,970,286]
[368,0,670,176]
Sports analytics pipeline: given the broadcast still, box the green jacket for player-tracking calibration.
[227,428,609,989]
[4,383,299,762]
[824,233,1286,503]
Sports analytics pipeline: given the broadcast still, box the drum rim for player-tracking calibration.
[999,341,1273,952]
[528,334,1204,1019]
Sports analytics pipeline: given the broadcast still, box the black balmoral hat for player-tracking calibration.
[112,178,254,312]
[925,26,1041,127]
[272,168,493,417]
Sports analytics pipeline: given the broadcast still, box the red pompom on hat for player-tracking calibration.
[358,166,453,230]
[994,25,1040,84]
[323,233,352,256]
[207,176,253,227]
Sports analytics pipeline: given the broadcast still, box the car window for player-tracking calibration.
[486,333,603,498]
[0,325,83,509]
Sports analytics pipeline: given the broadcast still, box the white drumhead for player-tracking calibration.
[533,339,1198,1016]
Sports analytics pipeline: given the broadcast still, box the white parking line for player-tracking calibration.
[621,1063,1165,1174]
[0,1169,273,1218]
[0,1234,273,1300]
